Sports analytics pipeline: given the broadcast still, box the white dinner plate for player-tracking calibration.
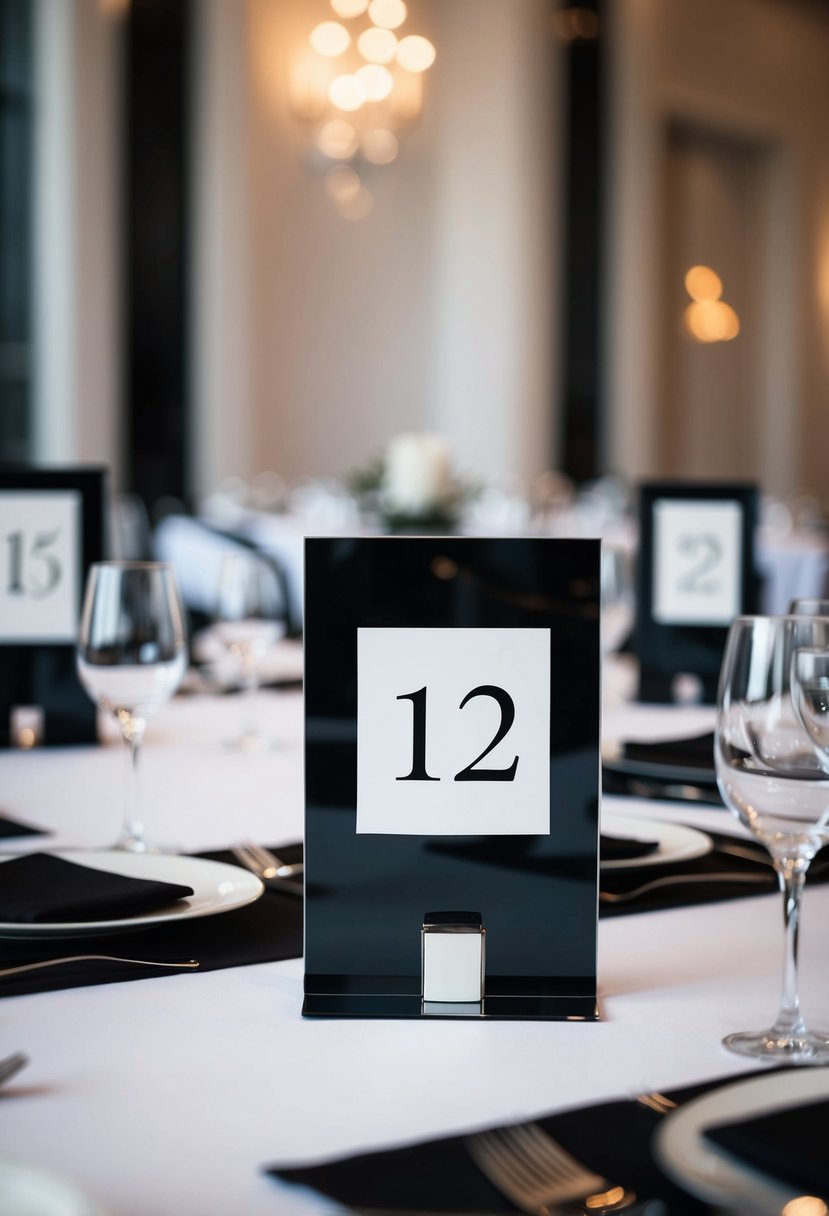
[0,851,264,939]
[655,1066,829,1214]
[0,1160,106,1216]
[600,813,713,870]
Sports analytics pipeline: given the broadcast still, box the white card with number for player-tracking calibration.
[0,490,82,642]
[357,627,551,836]
[653,498,742,626]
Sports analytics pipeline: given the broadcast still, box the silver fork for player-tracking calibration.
[0,955,199,979]
[232,841,303,880]
[599,870,773,904]
[466,1122,636,1214]
[0,1051,29,1088]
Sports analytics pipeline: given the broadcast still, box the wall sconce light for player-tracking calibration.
[289,0,436,218]
[683,265,740,343]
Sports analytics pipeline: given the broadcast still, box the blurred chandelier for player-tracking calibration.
[289,0,436,218]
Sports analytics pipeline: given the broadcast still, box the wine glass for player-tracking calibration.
[790,597,829,616]
[77,562,187,852]
[715,614,829,1062]
[214,550,285,751]
[601,543,635,654]
[792,648,829,767]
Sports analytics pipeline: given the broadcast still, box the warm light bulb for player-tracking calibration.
[328,74,368,111]
[358,26,398,63]
[330,0,368,16]
[685,264,723,302]
[361,127,399,164]
[684,300,740,342]
[396,34,435,72]
[356,63,394,101]
[317,120,359,160]
[367,0,407,30]
[310,21,350,57]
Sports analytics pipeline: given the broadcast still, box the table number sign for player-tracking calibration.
[0,468,107,746]
[303,536,600,1021]
[636,482,758,703]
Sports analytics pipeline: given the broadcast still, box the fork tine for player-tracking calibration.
[467,1133,534,1204]
[239,841,302,878]
[510,1124,583,1184]
[0,1051,29,1086]
[467,1122,609,1213]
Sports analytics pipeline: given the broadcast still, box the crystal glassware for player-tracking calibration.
[214,550,285,751]
[76,561,187,852]
[715,613,829,1062]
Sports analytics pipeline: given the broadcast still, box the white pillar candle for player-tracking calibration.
[383,433,451,515]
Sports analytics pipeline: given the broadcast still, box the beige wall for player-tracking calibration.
[191,0,561,496]
[34,0,122,487]
[605,0,829,499]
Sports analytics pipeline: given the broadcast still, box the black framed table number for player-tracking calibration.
[303,536,601,1021]
[635,482,759,704]
[0,467,108,746]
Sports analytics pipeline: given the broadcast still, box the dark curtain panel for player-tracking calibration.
[558,1,604,483]
[124,0,191,512]
[0,0,33,464]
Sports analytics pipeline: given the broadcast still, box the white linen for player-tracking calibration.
[1,681,828,1216]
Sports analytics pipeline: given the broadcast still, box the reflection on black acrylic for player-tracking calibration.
[303,537,600,1019]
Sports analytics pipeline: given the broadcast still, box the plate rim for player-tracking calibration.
[0,1157,108,1216]
[0,850,264,938]
[600,812,713,870]
[654,1066,829,1213]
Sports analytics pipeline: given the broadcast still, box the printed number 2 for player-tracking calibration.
[677,532,722,594]
[396,684,519,783]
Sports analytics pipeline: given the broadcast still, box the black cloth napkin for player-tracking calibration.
[269,1072,757,1214]
[601,831,660,861]
[705,1096,829,1197]
[0,813,47,839]
[0,844,304,997]
[622,731,715,771]
[0,852,194,924]
[600,834,829,917]
[603,731,721,804]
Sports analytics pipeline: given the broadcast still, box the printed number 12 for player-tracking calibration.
[396,684,519,783]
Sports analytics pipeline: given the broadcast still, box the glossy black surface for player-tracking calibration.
[635,482,759,704]
[303,537,601,1020]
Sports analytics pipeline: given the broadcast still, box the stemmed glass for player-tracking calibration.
[214,550,285,751]
[715,614,829,1062]
[77,562,187,852]
[601,544,635,654]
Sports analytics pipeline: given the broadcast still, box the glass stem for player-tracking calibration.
[240,653,259,738]
[121,715,146,850]
[770,855,809,1038]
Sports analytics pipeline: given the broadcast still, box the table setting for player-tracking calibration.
[2,537,829,1216]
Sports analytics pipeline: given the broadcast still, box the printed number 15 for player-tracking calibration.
[396,684,519,783]
[6,530,62,599]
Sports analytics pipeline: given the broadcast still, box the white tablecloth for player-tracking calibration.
[1,679,828,1215]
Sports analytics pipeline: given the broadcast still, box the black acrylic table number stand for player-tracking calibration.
[303,536,601,1021]
[635,482,759,705]
[0,466,108,747]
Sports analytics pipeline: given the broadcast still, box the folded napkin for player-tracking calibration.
[0,853,194,924]
[269,1073,734,1213]
[600,831,660,862]
[0,844,304,998]
[0,813,47,840]
[705,1096,829,1196]
[621,731,715,773]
